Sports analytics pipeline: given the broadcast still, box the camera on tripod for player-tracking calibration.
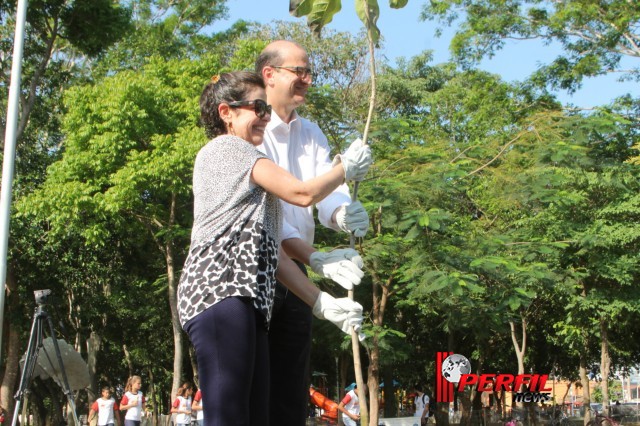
[34,289,51,305]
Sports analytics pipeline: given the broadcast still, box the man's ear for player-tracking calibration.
[263,67,276,85]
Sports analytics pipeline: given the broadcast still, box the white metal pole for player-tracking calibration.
[0,0,29,357]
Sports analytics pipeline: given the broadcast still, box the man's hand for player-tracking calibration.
[309,248,364,290]
[312,292,365,340]
[333,138,372,181]
[335,201,369,237]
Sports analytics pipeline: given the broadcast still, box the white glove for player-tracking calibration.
[309,249,364,290]
[335,201,369,237]
[333,138,372,181]
[313,292,365,340]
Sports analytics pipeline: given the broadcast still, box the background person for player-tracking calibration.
[178,71,370,426]
[413,384,429,426]
[255,39,371,426]
[191,389,204,426]
[89,387,121,426]
[120,376,145,426]
[337,383,360,426]
[170,382,193,426]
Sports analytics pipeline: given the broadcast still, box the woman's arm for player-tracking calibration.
[281,238,315,265]
[275,251,320,307]
[251,158,344,207]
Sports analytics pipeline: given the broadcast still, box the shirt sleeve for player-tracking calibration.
[194,390,201,402]
[121,395,129,406]
[340,394,353,405]
[312,133,352,230]
[281,215,302,241]
[172,398,180,408]
[91,402,98,412]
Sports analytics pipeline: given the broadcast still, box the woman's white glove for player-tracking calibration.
[335,201,369,237]
[313,292,365,341]
[333,138,372,181]
[309,248,364,290]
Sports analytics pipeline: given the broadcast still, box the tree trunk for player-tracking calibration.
[458,390,472,426]
[579,354,591,425]
[166,193,183,401]
[509,315,527,414]
[367,340,380,426]
[366,258,397,426]
[1,267,22,425]
[123,345,133,377]
[86,331,102,404]
[600,318,611,416]
[147,366,157,424]
[509,317,526,377]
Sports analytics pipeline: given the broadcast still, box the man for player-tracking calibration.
[413,385,429,426]
[256,40,370,425]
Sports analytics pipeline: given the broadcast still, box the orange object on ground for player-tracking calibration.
[309,387,338,422]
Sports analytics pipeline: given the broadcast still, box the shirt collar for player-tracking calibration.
[267,109,299,132]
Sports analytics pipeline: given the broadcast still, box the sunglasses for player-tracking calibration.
[227,99,272,119]
[271,66,313,79]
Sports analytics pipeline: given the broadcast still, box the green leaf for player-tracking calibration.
[355,0,381,45]
[389,0,408,8]
[290,0,342,35]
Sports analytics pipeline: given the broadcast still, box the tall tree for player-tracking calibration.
[420,0,640,92]
[0,0,131,418]
[19,54,221,405]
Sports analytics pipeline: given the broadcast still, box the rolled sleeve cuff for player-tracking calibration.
[317,185,352,231]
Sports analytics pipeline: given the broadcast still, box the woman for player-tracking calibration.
[177,71,371,426]
[170,382,194,426]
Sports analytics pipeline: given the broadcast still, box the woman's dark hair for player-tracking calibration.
[177,381,193,396]
[199,71,265,138]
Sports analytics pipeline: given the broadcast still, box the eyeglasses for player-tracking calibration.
[227,99,272,119]
[271,66,313,79]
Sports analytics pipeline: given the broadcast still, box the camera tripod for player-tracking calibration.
[12,290,79,426]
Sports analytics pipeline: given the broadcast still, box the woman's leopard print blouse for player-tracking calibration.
[178,135,282,327]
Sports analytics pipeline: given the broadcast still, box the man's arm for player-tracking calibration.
[313,138,370,236]
[281,238,364,290]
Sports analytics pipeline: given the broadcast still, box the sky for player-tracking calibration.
[214,0,636,109]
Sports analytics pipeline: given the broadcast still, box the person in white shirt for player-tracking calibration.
[191,389,204,426]
[89,386,121,426]
[170,382,193,426]
[255,39,371,426]
[413,385,429,425]
[119,375,145,426]
[337,384,361,426]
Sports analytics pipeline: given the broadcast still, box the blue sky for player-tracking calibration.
[216,0,636,108]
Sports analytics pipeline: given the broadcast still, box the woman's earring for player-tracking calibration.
[227,121,235,136]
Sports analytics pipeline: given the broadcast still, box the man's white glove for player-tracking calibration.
[333,138,372,181]
[335,201,369,237]
[313,292,365,341]
[309,249,364,290]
